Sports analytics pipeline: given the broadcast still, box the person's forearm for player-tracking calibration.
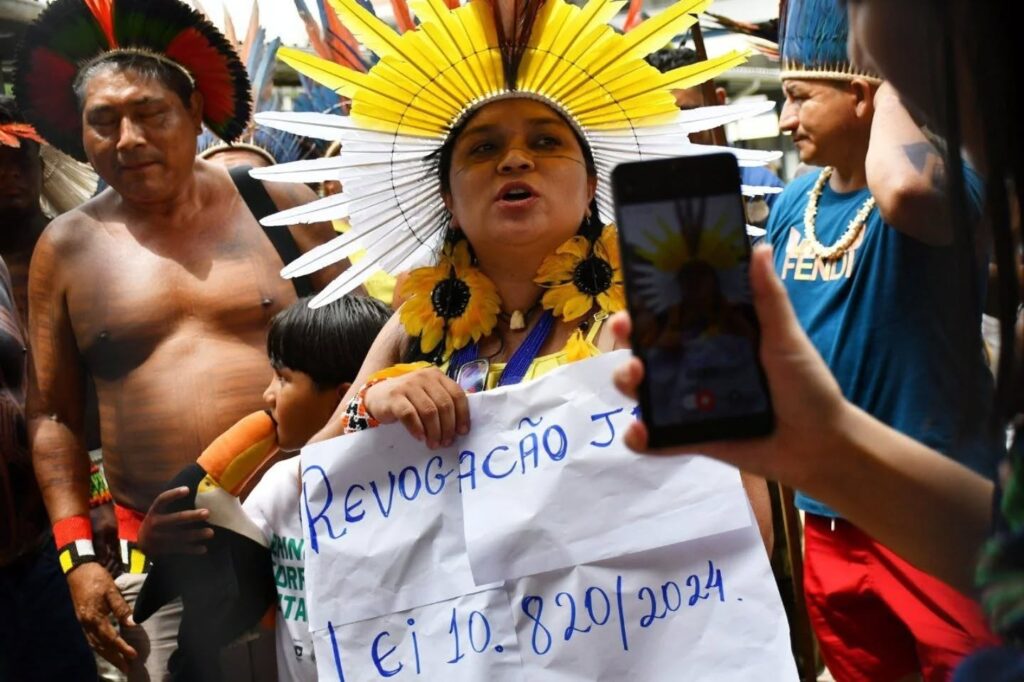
[803,404,992,593]
[865,84,952,244]
[30,418,92,522]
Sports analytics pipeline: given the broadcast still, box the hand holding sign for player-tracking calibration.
[363,366,471,449]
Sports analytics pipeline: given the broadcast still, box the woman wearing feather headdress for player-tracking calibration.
[251,0,780,552]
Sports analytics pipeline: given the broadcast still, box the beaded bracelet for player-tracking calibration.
[53,515,98,575]
[340,362,434,434]
[339,379,385,434]
[89,463,112,508]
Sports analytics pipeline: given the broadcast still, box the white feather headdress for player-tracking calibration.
[254,0,780,307]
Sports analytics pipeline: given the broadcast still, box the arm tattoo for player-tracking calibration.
[902,141,948,194]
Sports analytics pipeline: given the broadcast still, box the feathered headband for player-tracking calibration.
[252,0,780,307]
[13,0,252,163]
[779,0,880,83]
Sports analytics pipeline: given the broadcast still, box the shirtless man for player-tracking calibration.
[23,54,342,679]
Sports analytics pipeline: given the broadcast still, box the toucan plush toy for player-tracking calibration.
[134,410,280,681]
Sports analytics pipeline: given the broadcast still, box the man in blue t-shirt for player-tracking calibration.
[767,1,1004,679]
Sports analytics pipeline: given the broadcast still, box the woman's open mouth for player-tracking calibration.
[495,182,539,208]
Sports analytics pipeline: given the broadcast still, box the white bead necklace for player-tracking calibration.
[803,167,876,261]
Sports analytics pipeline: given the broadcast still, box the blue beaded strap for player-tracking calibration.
[498,310,555,386]
[448,310,556,388]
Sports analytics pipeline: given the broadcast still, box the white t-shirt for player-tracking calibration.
[243,457,316,681]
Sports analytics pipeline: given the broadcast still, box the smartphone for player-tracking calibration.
[612,154,774,447]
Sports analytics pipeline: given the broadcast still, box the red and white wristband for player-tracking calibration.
[53,515,98,575]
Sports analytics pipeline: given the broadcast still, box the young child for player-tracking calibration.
[137,294,391,681]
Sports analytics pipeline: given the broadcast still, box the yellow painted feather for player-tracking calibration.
[659,49,750,90]
[568,51,746,115]
[584,105,680,128]
[581,0,709,74]
[366,62,455,114]
[529,1,624,96]
[543,26,620,101]
[327,0,436,80]
[517,0,573,92]
[276,46,370,99]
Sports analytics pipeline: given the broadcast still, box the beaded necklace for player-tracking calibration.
[803,167,876,261]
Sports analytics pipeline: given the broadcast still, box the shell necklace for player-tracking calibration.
[803,167,876,261]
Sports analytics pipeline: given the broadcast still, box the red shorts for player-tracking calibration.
[803,515,999,682]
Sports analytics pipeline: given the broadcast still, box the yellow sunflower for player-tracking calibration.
[535,225,626,321]
[397,240,501,357]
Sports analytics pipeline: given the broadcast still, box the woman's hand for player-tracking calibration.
[363,366,470,448]
[137,487,213,557]
[611,245,851,490]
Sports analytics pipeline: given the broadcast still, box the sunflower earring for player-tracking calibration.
[534,224,626,322]
[397,234,501,360]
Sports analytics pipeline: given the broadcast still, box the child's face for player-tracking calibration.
[263,367,342,451]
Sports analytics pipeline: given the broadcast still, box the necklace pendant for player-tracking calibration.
[509,310,526,330]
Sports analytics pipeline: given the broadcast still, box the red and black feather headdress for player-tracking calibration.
[13,0,251,162]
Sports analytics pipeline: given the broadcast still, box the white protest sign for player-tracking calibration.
[459,351,753,584]
[300,354,797,680]
[300,428,484,628]
[314,523,795,681]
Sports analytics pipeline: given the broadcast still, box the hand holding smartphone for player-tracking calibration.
[612,154,774,447]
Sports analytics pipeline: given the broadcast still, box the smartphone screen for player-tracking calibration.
[612,154,774,447]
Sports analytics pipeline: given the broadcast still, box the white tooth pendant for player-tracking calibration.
[510,310,526,330]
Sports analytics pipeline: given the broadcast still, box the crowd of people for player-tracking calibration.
[0,0,1021,680]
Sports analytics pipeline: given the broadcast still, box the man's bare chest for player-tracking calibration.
[68,219,297,378]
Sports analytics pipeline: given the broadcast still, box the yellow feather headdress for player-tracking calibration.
[252,0,780,307]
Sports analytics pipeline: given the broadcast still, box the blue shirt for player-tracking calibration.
[766,168,1003,518]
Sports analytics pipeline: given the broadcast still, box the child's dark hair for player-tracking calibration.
[267,295,391,390]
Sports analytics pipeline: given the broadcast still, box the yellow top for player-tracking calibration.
[479,312,607,390]
[370,312,610,387]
